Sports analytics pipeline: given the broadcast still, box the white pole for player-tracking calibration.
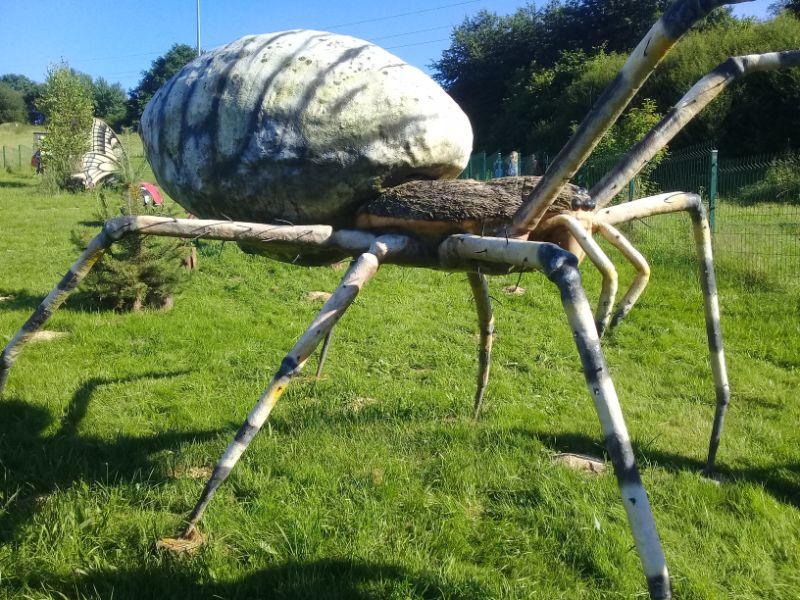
[196,0,201,56]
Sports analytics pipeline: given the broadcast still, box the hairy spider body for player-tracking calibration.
[3,1,799,597]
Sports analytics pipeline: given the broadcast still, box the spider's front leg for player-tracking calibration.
[538,214,619,336]
[590,50,800,210]
[441,235,672,600]
[596,193,729,473]
[0,230,113,397]
[595,222,651,329]
[0,216,340,400]
[159,234,409,549]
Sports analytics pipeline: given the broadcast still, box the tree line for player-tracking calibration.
[2,1,798,159]
[431,0,800,157]
[0,44,197,131]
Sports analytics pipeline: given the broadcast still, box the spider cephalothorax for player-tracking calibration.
[2,1,799,598]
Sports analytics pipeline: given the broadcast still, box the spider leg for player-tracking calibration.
[161,235,406,547]
[596,193,728,473]
[509,0,735,235]
[467,271,494,419]
[0,216,385,400]
[0,230,114,397]
[441,235,671,599]
[315,329,334,379]
[595,222,651,329]
[544,215,618,336]
[591,50,800,209]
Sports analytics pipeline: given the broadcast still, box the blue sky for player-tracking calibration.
[0,0,774,91]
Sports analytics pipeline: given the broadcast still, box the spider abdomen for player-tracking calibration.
[141,30,473,227]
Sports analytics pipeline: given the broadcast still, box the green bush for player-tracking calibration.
[736,156,800,205]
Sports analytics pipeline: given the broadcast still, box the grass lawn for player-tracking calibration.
[0,123,41,149]
[0,164,798,599]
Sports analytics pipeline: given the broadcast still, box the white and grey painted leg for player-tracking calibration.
[1,215,388,398]
[508,0,736,234]
[590,50,800,209]
[467,271,494,419]
[159,236,406,549]
[0,229,114,397]
[597,193,729,473]
[595,222,651,328]
[544,214,618,335]
[315,329,334,378]
[440,235,671,599]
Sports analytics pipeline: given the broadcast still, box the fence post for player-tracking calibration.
[709,148,718,233]
[18,145,22,169]
[627,179,635,202]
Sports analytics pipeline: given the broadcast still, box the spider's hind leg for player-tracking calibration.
[0,216,342,399]
[315,329,334,379]
[467,271,494,419]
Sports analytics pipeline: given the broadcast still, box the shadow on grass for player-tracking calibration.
[0,288,134,313]
[525,429,800,510]
[0,180,30,188]
[0,371,223,541]
[25,558,486,600]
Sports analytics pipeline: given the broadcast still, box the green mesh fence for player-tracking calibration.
[1,145,34,172]
[713,153,800,280]
[460,144,800,282]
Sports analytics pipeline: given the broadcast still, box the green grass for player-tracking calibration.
[0,123,41,149]
[0,124,41,174]
[621,201,800,284]
[0,168,799,600]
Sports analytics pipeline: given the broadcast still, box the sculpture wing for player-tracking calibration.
[73,119,127,188]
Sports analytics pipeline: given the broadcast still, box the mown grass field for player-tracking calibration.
[0,156,799,599]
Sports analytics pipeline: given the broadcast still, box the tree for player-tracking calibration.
[770,0,800,17]
[0,83,26,123]
[433,3,800,156]
[92,77,127,129]
[0,73,41,121]
[432,0,672,152]
[127,44,197,126]
[645,13,800,153]
[37,63,94,189]
[73,188,189,311]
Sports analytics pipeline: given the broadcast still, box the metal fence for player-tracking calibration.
[461,144,800,282]
[459,150,547,180]
[1,145,33,172]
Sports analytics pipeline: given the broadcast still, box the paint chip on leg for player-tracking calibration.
[701,471,725,485]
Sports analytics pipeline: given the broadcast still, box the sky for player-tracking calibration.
[0,0,774,91]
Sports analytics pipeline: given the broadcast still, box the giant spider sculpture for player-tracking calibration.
[2,0,799,597]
